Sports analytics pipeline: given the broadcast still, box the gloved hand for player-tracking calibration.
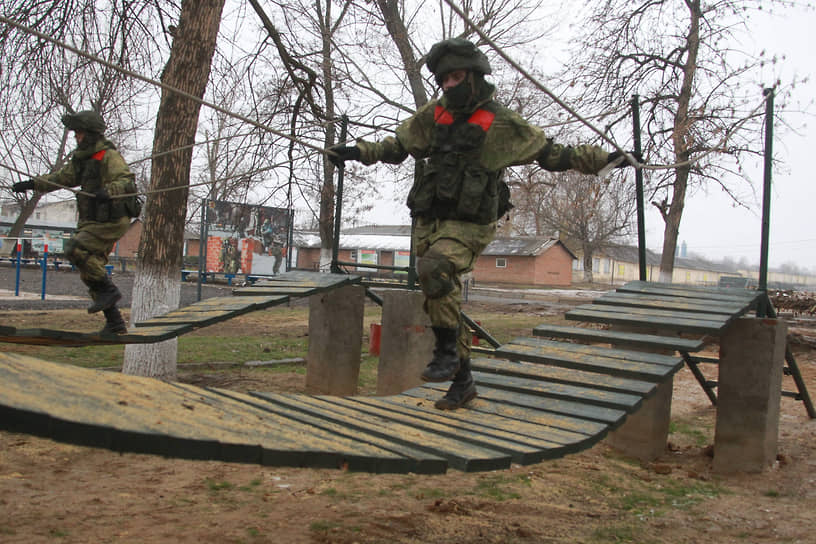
[328,145,361,167]
[95,187,111,201]
[12,180,35,193]
[607,150,643,168]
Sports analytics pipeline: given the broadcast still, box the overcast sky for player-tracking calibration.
[361,3,816,273]
[654,6,816,272]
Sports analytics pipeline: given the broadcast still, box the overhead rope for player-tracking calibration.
[439,0,638,168]
[439,0,774,174]
[0,16,332,159]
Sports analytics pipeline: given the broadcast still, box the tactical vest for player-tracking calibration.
[407,102,511,224]
[74,147,141,222]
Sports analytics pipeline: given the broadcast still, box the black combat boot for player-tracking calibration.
[87,277,122,314]
[421,327,460,382]
[434,358,477,410]
[99,306,127,335]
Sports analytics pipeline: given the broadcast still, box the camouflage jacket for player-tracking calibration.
[34,138,138,224]
[356,96,610,175]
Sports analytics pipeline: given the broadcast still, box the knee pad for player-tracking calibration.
[417,251,456,299]
[64,238,89,267]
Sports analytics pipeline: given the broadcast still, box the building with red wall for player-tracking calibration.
[473,237,576,287]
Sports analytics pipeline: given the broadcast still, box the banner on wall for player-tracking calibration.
[205,200,291,276]
[394,250,411,274]
[356,249,378,272]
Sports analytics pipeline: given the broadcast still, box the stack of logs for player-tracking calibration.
[770,290,816,348]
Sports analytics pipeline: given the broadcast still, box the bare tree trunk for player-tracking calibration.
[318,1,336,272]
[582,248,594,283]
[376,0,428,109]
[123,0,225,378]
[659,0,700,283]
[3,196,41,256]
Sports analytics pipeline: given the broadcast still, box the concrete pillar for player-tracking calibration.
[376,290,434,396]
[606,377,673,462]
[605,325,675,462]
[305,284,364,396]
[713,317,786,473]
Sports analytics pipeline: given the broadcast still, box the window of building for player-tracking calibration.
[603,259,611,274]
[496,258,507,268]
[349,250,357,260]
[593,258,600,272]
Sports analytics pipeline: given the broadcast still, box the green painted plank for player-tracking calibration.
[232,286,318,296]
[312,395,546,469]
[617,281,760,304]
[346,396,576,465]
[595,292,747,315]
[173,385,433,474]
[136,309,239,328]
[182,295,289,311]
[472,356,657,396]
[0,323,194,346]
[495,342,676,382]
[405,384,612,435]
[382,392,592,445]
[565,307,727,335]
[0,353,417,473]
[508,337,683,367]
[217,390,448,474]
[532,324,704,352]
[253,392,512,472]
[574,303,731,325]
[255,270,361,288]
[421,383,627,426]
[471,371,644,411]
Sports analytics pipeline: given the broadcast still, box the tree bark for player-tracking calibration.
[376,0,428,109]
[123,0,226,378]
[659,0,700,283]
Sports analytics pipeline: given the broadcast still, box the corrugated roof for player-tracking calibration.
[344,225,412,236]
[482,237,574,258]
[294,232,410,252]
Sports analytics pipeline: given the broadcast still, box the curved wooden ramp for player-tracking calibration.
[0,271,359,346]
[0,336,681,473]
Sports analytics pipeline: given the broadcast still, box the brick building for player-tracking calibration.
[474,237,575,287]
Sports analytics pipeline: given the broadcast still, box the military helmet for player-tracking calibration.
[61,110,106,134]
[425,38,492,84]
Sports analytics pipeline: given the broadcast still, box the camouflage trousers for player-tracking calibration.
[412,217,496,359]
[66,217,131,290]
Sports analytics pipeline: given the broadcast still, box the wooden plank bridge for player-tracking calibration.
[0,273,811,473]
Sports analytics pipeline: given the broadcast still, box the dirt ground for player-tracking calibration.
[1,266,815,543]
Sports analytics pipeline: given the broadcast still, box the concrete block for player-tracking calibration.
[376,290,434,396]
[305,284,364,395]
[713,318,786,473]
[606,377,673,462]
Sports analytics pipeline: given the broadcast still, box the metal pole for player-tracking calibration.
[286,207,294,272]
[331,116,348,274]
[41,243,48,300]
[631,94,647,281]
[758,88,774,314]
[14,240,21,296]
[197,198,209,301]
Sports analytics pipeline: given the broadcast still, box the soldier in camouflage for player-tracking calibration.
[13,110,142,335]
[330,39,637,410]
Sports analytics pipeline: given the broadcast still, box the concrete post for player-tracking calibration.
[605,324,675,461]
[305,284,364,396]
[713,317,786,473]
[376,290,434,396]
[606,377,673,462]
